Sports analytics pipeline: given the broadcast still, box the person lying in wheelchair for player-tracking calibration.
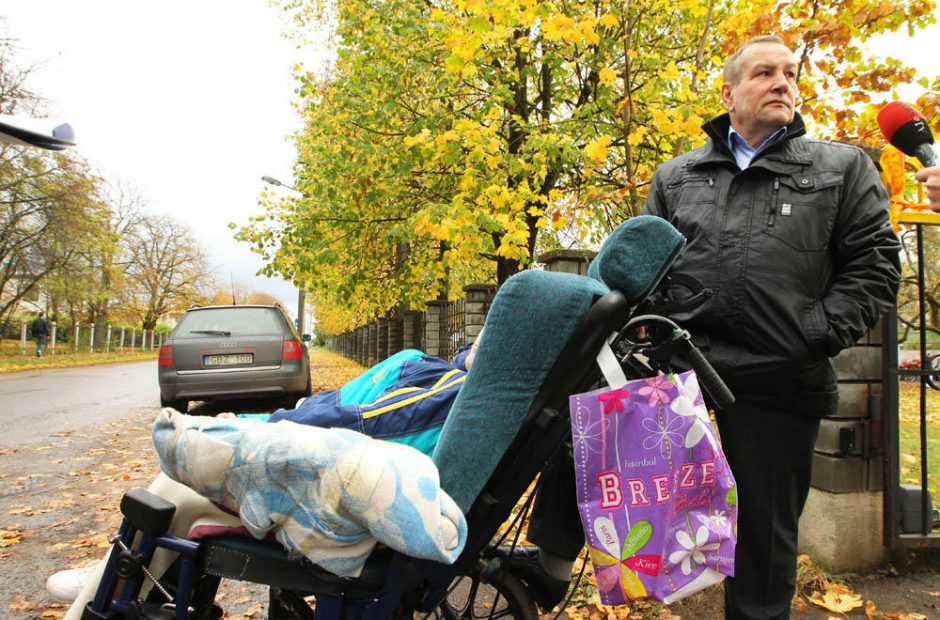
[48,338,482,601]
[61,215,731,620]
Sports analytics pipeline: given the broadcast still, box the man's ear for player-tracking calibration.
[720,83,734,112]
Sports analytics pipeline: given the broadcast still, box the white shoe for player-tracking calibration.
[46,561,100,603]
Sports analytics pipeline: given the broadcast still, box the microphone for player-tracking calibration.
[877,102,937,167]
[0,114,76,151]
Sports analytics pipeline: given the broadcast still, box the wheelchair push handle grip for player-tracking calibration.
[683,343,735,410]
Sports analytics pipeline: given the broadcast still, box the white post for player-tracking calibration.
[50,321,57,355]
[105,324,112,352]
[141,330,148,351]
[119,326,125,350]
[130,329,136,349]
[89,323,95,353]
[73,324,80,353]
[20,320,27,355]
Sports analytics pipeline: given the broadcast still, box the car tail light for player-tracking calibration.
[282,339,303,361]
[159,345,174,367]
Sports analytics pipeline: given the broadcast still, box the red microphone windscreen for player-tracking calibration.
[877,101,925,141]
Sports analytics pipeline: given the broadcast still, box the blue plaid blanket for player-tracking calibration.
[152,409,467,577]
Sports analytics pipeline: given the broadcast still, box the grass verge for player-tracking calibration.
[0,339,157,373]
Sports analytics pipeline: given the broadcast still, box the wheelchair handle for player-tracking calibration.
[678,334,735,410]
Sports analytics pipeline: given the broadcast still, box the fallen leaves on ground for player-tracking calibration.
[0,525,23,547]
[3,350,937,619]
[809,583,864,613]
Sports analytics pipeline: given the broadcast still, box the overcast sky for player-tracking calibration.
[3,1,328,321]
[2,2,938,326]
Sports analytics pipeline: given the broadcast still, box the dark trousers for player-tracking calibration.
[526,397,820,620]
[715,398,820,620]
[526,442,585,560]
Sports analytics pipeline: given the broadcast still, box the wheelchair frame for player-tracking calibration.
[79,286,730,620]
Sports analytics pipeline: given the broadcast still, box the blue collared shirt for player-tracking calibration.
[728,125,788,169]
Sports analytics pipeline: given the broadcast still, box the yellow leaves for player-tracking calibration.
[677,0,710,17]
[0,527,23,548]
[435,130,458,149]
[403,129,431,147]
[459,172,477,192]
[809,583,863,614]
[542,14,572,41]
[881,145,907,197]
[627,126,647,147]
[584,135,613,166]
[541,14,598,45]
[598,13,618,29]
[658,61,682,82]
[599,68,618,86]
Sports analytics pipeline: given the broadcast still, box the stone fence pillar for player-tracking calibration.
[799,317,891,571]
[367,322,378,367]
[377,319,389,362]
[387,316,403,356]
[538,249,597,275]
[463,284,497,343]
[423,301,447,358]
[356,326,366,366]
[403,310,423,351]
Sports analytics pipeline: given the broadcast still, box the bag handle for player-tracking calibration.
[596,334,627,389]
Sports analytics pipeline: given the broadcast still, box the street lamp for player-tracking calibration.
[262,175,307,335]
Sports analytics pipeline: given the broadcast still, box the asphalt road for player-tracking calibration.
[0,361,158,449]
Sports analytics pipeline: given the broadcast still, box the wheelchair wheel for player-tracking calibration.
[426,569,538,620]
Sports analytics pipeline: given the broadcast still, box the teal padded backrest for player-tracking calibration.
[587,215,685,304]
[433,216,685,513]
[432,270,609,511]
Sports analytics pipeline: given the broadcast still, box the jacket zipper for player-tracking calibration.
[767,177,780,228]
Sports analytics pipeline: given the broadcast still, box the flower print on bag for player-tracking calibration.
[668,524,720,576]
[637,375,674,407]
[572,407,610,458]
[641,413,683,458]
[598,387,630,414]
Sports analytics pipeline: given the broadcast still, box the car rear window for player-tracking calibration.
[174,307,286,338]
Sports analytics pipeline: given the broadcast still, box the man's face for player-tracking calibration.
[721,42,798,145]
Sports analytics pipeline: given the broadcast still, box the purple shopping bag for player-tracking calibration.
[570,369,737,605]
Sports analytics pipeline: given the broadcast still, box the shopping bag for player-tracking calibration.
[570,350,737,605]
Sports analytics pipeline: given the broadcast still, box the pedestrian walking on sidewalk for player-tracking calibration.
[31,311,49,357]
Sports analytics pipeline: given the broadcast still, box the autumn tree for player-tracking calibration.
[245,0,936,334]
[124,214,215,330]
[208,284,284,307]
[0,147,106,333]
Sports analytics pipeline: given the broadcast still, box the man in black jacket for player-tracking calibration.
[643,35,900,618]
[31,311,50,357]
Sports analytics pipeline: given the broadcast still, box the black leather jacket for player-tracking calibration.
[643,113,900,414]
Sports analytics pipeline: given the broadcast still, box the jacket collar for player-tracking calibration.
[696,113,812,170]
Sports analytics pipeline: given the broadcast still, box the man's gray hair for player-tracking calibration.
[723,35,789,85]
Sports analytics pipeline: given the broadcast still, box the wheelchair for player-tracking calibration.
[74,216,733,620]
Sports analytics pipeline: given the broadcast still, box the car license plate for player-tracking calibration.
[204,353,253,367]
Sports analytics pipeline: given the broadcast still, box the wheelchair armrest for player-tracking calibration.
[201,535,394,597]
[120,488,176,537]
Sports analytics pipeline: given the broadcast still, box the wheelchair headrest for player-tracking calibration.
[587,215,686,304]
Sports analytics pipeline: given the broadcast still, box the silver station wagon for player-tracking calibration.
[158,305,311,412]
